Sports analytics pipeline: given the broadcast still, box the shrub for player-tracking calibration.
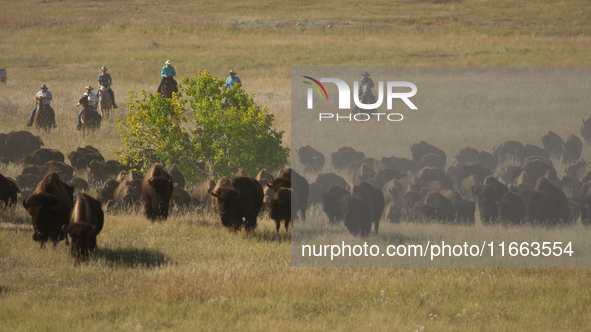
[116,70,289,185]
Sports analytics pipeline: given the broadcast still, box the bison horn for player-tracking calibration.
[22,195,30,209]
[210,192,219,198]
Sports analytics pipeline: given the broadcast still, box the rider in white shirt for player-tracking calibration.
[76,86,101,130]
[27,84,57,128]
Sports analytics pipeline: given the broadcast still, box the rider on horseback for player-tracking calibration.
[97,66,117,108]
[359,71,375,103]
[27,84,57,128]
[76,86,101,131]
[161,60,177,84]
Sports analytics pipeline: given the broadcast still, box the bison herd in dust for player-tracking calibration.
[3,116,591,262]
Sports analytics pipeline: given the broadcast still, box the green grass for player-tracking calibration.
[2,0,591,330]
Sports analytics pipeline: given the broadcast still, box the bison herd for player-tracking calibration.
[4,118,591,263]
[294,122,591,235]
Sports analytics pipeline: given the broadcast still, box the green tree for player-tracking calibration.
[116,70,289,185]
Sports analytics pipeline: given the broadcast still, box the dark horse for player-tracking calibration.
[34,97,53,134]
[78,96,100,135]
[157,76,178,99]
[352,84,377,114]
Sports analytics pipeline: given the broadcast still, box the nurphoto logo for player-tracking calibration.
[303,76,418,122]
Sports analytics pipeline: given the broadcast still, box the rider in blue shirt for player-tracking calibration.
[162,60,176,78]
[225,69,241,88]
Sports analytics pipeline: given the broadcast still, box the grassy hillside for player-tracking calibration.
[2,0,591,330]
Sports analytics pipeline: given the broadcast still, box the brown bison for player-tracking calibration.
[460,175,481,200]
[561,135,583,165]
[493,140,525,163]
[380,156,417,173]
[541,131,563,159]
[211,176,263,232]
[417,167,454,190]
[455,147,479,165]
[322,184,350,224]
[23,148,64,166]
[352,163,375,185]
[497,189,526,225]
[383,202,401,223]
[63,193,104,263]
[171,183,192,210]
[167,165,185,189]
[141,164,174,220]
[23,172,74,247]
[97,179,120,204]
[190,180,216,207]
[16,173,42,190]
[276,169,309,220]
[0,131,44,163]
[472,184,499,225]
[0,173,20,208]
[331,147,365,171]
[298,145,325,173]
[410,141,446,167]
[340,181,384,236]
[424,191,455,223]
[521,158,557,184]
[533,177,571,226]
[113,179,141,208]
[255,168,275,188]
[308,172,349,206]
[269,187,298,233]
[67,146,104,170]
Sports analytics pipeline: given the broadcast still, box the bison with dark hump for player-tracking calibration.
[141,164,174,221]
[0,173,20,208]
[297,145,325,173]
[211,176,263,232]
[340,181,384,236]
[322,184,350,224]
[63,193,104,264]
[269,187,298,233]
[22,172,74,247]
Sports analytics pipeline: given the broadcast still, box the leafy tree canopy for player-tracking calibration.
[116,70,289,185]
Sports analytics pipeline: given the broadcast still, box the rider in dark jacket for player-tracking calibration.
[359,71,375,101]
[97,66,118,108]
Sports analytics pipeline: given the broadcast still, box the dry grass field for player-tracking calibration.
[2,0,591,331]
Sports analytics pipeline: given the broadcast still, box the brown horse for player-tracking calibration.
[97,85,113,119]
[157,76,178,99]
[34,97,53,134]
[78,96,100,135]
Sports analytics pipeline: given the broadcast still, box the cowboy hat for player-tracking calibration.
[229,69,237,74]
[362,71,370,77]
[40,84,48,89]
[85,86,94,90]
[165,60,172,65]
[101,66,107,71]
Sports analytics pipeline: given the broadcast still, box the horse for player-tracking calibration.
[78,96,100,135]
[97,85,114,119]
[352,84,377,114]
[157,76,178,99]
[34,97,53,134]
